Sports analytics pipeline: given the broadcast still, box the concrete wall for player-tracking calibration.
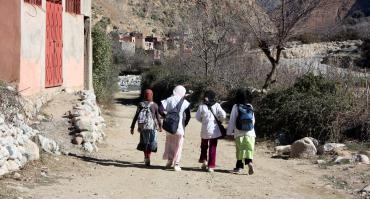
[62,5,85,89]
[0,0,21,85]
[19,0,46,95]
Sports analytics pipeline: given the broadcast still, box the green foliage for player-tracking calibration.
[256,73,354,142]
[92,25,118,105]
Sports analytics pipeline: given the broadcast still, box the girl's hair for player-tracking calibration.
[235,89,252,104]
[204,90,216,103]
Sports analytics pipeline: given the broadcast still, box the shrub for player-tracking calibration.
[361,39,370,68]
[92,26,118,105]
[256,73,355,142]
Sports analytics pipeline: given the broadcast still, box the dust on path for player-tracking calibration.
[25,91,353,199]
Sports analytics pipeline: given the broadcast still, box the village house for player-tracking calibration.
[119,33,136,57]
[0,0,92,96]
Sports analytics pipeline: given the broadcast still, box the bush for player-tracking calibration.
[92,26,118,105]
[256,73,355,142]
[361,39,370,68]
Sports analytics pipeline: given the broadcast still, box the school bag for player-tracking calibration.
[162,98,185,134]
[236,104,254,131]
[137,102,156,131]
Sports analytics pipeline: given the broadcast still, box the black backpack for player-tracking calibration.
[236,104,254,131]
[162,98,185,134]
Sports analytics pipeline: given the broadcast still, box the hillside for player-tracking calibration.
[93,0,369,36]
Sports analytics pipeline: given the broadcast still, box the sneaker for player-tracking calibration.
[248,163,254,175]
[174,164,182,172]
[233,168,243,174]
[165,160,173,169]
[144,158,150,166]
[201,161,208,170]
[207,168,215,173]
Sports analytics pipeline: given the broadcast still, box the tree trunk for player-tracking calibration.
[262,61,278,90]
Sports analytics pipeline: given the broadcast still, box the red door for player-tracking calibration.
[45,0,63,88]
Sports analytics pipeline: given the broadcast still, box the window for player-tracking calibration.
[66,0,81,14]
[24,0,42,6]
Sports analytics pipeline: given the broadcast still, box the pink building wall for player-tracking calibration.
[0,0,91,96]
[0,0,21,85]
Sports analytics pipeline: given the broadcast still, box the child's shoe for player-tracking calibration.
[233,168,243,174]
[247,163,254,175]
[174,164,182,172]
[207,168,215,173]
[201,161,208,170]
[144,158,150,166]
[165,160,173,169]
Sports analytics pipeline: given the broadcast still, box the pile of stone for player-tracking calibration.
[67,90,106,153]
[0,113,40,176]
[274,137,370,165]
[118,75,141,92]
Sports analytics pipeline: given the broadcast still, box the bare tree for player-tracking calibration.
[181,0,245,77]
[236,0,323,89]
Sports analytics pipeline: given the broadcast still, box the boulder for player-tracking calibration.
[0,146,10,167]
[83,142,94,153]
[37,135,60,155]
[5,160,20,172]
[75,117,95,132]
[6,145,20,160]
[274,145,291,156]
[0,165,9,176]
[290,137,317,158]
[333,156,353,164]
[72,136,83,145]
[363,185,370,193]
[354,154,370,165]
[23,140,40,161]
[320,143,346,154]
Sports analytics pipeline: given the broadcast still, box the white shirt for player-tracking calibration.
[196,103,227,139]
[161,96,190,135]
[227,104,256,138]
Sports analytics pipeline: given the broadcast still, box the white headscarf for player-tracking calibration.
[173,85,186,98]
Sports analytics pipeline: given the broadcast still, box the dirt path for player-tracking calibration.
[22,91,353,199]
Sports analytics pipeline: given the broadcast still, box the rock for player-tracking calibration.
[0,115,5,125]
[0,146,10,167]
[322,143,346,153]
[75,117,95,132]
[0,165,9,176]
[37,135,60,155]
[354,154,370,165]
[13,172,21,180]
[316,160,327,164]
[290,137,317,158]
[274,132,291,146]
[83,142,94,153]
[308,137,319,148]
[274,145,291,156]
[333,156,353,164]
[23,140,40,161]
[72,136,83,145]
[363,185,370,193]
[5,160,20,172]
[6,145,20,160]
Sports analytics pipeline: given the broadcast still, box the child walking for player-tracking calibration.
[130,89,162,166]
[227,89,256,175]
[195,90,226,172]
[160,85,191,171]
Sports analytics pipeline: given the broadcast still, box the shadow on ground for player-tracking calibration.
[115,95,140,106]
[68,153,232,174]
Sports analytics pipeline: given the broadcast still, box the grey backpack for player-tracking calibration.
[137,102,155,131]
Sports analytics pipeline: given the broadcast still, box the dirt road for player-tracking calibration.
[21,91,352,199]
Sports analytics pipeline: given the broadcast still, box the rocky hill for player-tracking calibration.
[93,0,369,36]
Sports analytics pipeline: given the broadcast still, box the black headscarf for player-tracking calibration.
[235,89,253,105]
[204,90,216,106]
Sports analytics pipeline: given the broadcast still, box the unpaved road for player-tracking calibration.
[20,92,353,199]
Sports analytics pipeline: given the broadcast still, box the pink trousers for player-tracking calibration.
[163,133,184,165]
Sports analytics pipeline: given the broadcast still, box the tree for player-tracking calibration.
[180,0,245,77]
[236,0,323,89]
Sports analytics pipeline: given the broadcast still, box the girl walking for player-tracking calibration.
[131,89,162,166]
[227,89,256,175]
[160,85,191,171]
[195,90,226,172]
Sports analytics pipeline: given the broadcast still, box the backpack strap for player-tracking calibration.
[174,98,185,113]
[207,105,220,123]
